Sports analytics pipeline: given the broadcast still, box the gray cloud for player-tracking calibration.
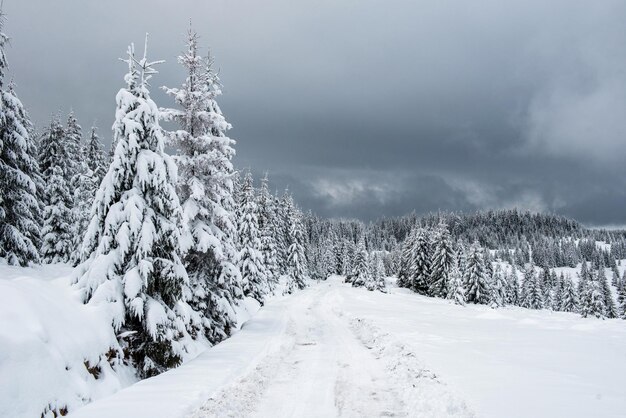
[4,0,626,225]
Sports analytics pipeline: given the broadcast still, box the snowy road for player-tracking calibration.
[190,279,471,418]
[70,276,626,418]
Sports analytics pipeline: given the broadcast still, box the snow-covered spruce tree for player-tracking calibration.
[429,222,455,298]
[341,239,355,277]
[351,238,370,288]
[618,279,626,319]
[161,29,242,341]
[597,266,617,318]
[74,39,192,377]
[577,261,591,295]
[331,233,343,275]
[447,262,465,305]
[257,174,279,288]
[560,273,579,313]
[505,266,520,306]
[275,190,291,275]
[39,116,74,263]
[580,278,606,319]
[463,242,490,304]
[71,125,109,263]
[0,25,42,267]
[285,196,308,292]
[410,228,431,294]
[368,252,387,292]
[491,264,508,307]
[85,125,108,185]
[65,111,83,187]
[397,228,415,288]
[522,267,544,309]
[236,172,268,303]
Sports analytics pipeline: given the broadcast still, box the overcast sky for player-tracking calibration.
[5,0,626,225]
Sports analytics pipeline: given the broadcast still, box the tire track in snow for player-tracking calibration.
[189,282,474,418]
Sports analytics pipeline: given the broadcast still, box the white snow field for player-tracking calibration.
[66,276,626,418]
[3,268,626,418]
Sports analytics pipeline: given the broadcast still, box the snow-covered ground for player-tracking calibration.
[0,263,259,418]
[61,276,626,418]
[0,263,137,418]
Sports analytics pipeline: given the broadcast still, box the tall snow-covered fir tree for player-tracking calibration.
[275,190,292,276]
[73,39,192,377]
[397,228,415,288]
[285,193,308,292]
[236,172,268,303]
[447,262,465,305]
[560,273,579,313]
[522,267,544,309]
[71,125,108,265]
[597,266,617,318]
[429,222,455,297]
[0,12,42,266]
[491,264,508,307]
[161,28,242,341]
[39,116,74,263]
[85,125,108,185]
[463,242,490,304]
[410,228,431,294]
[65,111,83,188]
[368,251,387,292]
[351,238,370,287]
[257,174,279,287]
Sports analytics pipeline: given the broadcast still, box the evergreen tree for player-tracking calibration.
[523,267,544,310]
[275,191,291,275]
[429,222,455,297]
[447,262,465,305]
[71,125,108,264]
[73,39,192,377]
[580,279,606,319]
[64,111,83,189]
[617,278,626,319]
[0,24,42,268]
[161,28,243,340]
[39,117,74,263]
[397,228,415,288]
[506,266,520,306]
[597,266,617,318]
[578,261,591,295]
[463,242,490,304]
[560,274,579,313]
[257,174,279,288]
[351,238,370,288]
[236,172,268,303]
[369,252,387,292]
[286,200,308,292]
[85,125,107,185]
[491,264,508,307]
[410,228,431,294]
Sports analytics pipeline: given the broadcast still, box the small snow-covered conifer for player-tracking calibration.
[463,242,490,304]
[236,172,268,303]
[410,228,431,294]
[429,222,455,297]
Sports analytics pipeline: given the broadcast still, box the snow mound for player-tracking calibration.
[0,263,136,418]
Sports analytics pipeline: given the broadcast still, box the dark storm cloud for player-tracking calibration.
[5,0,626,225]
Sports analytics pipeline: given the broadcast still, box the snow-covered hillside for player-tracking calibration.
[60,276,626,418]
